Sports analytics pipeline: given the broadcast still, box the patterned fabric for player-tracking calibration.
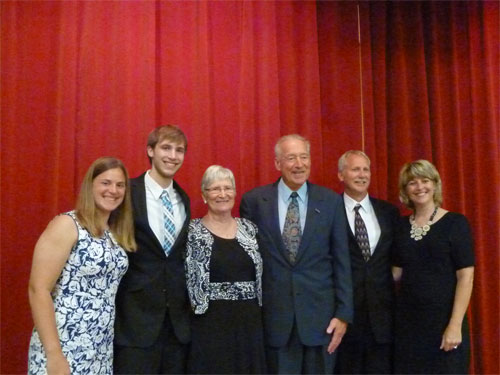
[160,189,176,256]
[282,191,301,263]
[28,211,128,375]
[209,281,257,301]
[354,204,371,262]
[185,218,262,314]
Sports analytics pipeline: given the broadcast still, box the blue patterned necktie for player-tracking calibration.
[282,192,301,264]
[354,204,371,262]
[160,190,176,256]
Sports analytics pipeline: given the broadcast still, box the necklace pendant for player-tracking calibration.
[409,207,438,242]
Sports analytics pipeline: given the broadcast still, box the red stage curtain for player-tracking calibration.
[319,2,499,373]
[1,1,498,373]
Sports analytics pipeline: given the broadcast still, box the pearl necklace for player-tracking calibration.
[409,206,438,241]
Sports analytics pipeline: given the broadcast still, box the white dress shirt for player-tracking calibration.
[343,193,381,254]
[145,171,186,247]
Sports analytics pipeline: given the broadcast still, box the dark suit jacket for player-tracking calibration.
[240,180,353,348]
[114,173,191,347]
[342,195,399,344]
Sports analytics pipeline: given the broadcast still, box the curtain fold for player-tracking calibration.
[1,1,498,373]
[358,3,499,374]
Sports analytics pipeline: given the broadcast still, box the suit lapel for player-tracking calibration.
[261,182,291,262]
[131,175,149,223]
[341,193,355,239]
[171,180,190,250]
[132,174,166,257]
[295,183,323,263]
[342,192,374,260]
[369,197,388,259]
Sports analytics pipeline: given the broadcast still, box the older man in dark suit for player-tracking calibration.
[114,125,191,374]
[240,134,353,374]
[335,150,400,374]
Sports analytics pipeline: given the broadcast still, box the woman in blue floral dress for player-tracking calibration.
[27,157,136,375]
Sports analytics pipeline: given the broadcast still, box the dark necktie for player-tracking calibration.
[160,190,176,256]
[282,192,301,264]
[354,204,371,262]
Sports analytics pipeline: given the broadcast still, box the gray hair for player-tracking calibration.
[338,150,371,173]
[201,165,236,192]
[274,134,310,158]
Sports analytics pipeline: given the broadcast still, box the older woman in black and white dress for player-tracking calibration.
[185,165,266,374]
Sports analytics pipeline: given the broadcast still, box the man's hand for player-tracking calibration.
[326,317,347,354]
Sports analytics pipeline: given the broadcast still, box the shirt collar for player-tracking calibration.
[343,192,371,213]
[278,178,308,204]
[145,170,174,200]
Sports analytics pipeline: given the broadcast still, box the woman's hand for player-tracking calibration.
[440,323,462,352]
[440,266,474,352]
[46,351,71,375]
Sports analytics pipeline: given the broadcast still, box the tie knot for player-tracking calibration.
[161,190,170,203]
[290,192,299,200]
[354,204,362,213]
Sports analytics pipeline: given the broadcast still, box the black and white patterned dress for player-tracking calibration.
[28,211,128,375]
[185,217,266,374]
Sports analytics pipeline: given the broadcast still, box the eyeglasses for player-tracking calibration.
[204,186,235,195]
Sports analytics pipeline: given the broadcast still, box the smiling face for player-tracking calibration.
[405,177,436,208]
[338,153,371,201]
[275,138,311,191]
[203,178,236,216]
[92,168,127,215]
[148,138,186,187]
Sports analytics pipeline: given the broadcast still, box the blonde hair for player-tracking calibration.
[75,157,136,251]
[398,159,443,210]
[338,150,371,173]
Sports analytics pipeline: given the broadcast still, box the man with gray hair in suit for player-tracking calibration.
[335,150,399,374]
[240,134,353,374]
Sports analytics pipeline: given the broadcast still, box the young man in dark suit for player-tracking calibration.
[240,134,353,374]
[114,125,191,374]
[335,150,400,374]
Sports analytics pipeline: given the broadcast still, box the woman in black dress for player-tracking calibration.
[185,165,266,374]
[392,160,474,374]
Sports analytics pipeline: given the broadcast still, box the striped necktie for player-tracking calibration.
[160,190,176,256]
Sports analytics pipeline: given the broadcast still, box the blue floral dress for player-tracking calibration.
[28,211,129,375]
